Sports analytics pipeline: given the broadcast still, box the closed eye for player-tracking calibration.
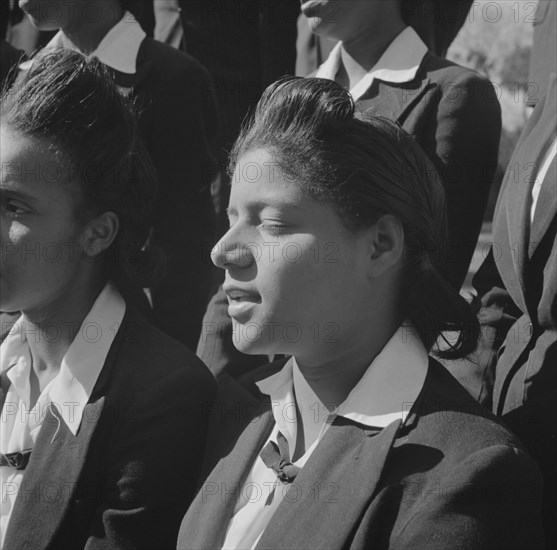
[2,199,31,217]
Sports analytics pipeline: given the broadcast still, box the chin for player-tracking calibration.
[230,320,276,357]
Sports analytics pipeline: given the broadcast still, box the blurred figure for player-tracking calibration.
[17,0,219,350]
[471,1,556,541]
[473,71,556,550]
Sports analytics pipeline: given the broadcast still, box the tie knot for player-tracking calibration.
[259,431,300,484]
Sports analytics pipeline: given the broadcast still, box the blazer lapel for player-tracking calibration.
[178,379,274,550]
[256,418,402,550]
[4,397,105,549]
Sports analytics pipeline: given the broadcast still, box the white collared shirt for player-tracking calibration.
[19,11,146,74]
[222,323,429,550]
[0,282,125,548]
[315,26,428,101]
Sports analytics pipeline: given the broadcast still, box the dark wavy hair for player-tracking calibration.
[230,76,479,359]
[0,49,163,290]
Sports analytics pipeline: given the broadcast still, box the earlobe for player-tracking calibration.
[82,211,120,259]
[367,215,404,277]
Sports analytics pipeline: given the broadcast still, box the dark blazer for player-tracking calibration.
[357,52,501,288]
[113,37,219,350]
[473,72,557,547]
[1,306,216,550]
[178,358,543,550]
[197,52,502,378]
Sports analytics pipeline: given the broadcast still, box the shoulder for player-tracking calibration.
[420,52,491,87]
[137,37,212,83]
[106,307,216,399]
[408,359,526,454]
[418,53,499,109]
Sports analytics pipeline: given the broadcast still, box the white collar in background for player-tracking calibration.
[315,26,429,101]
[256,323,429,431]
[20,11,146,74]
[1,282,126,435]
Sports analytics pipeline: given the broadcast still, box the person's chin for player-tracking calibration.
[230,319,274,356]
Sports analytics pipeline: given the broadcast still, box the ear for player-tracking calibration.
[81,211,120,259]
[366,214,404,278]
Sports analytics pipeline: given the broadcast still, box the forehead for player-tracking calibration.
[0,125,75,200]
[230,149,306,204]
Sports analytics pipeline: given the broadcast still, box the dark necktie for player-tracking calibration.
[259,430,300,507]
[0,449,31,470]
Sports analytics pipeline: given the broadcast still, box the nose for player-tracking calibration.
[211,228,255,270]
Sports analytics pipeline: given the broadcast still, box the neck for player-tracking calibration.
[21,277,106,378]
[294,311,403,410]
[62,2,124,54]
[338,21,407,89]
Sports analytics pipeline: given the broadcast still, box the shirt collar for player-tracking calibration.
[0,282,126,435]
[315,26,428,101]
[256,323,428,430]
[19,11,145,74]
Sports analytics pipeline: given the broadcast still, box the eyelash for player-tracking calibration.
[260,223,288,235]
[3,200,29,217]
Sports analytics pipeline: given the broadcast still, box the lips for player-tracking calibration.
[223,285,261,322]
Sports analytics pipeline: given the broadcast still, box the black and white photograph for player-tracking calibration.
[0,1,555,548]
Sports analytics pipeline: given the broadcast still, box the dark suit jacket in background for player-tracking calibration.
[178,358,544,550]
[178,0,299,233]
[113,37,219,350]
[198,51,502,378]
[1,306,216,550]
[473,72,557,548]
[358,52,501,288]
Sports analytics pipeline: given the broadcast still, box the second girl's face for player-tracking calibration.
[0,126,89,317]
[212,149,373,361]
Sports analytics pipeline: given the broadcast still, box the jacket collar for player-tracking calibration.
[315,26,428,101]
[0,282,125,438]
[2,306,139,550]
[19,11,145,75]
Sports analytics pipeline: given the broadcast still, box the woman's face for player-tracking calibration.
[212,149,374,361]
[0,126,90,316]
[300,0,398,42]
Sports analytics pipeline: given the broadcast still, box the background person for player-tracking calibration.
[18,0,220,350]
[0,50,215,550]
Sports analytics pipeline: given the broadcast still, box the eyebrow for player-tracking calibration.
[0,186,40,205]
[227,200,303,215]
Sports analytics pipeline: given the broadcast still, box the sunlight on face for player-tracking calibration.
[211,148,373,361]
[0,125,88,316]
